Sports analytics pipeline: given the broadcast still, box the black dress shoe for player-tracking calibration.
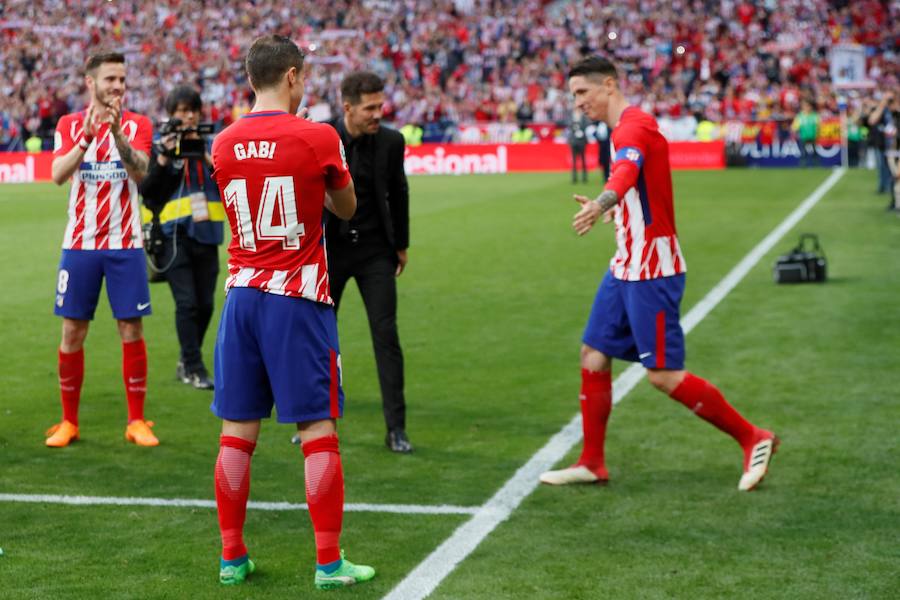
[187,370,214,391]
[385,428,413,453]
[176,361,188,384]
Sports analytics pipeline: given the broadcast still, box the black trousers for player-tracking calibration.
[571,144,587,182]
[160,235,219,373]
[328,236,406,431]
[598,138,611,181]
[798,140,817,168]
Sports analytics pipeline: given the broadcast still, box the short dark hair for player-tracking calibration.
[165,85,202,115]
[341,71,385,105]
[568,56,618,81]
[245,35,304,91]
[85,52,125,76]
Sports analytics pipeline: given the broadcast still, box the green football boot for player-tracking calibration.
[219,556,255,585]
[314,551,375,590]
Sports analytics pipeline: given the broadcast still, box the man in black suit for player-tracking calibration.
[318,71,412,452]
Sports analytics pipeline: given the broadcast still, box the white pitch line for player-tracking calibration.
[384,168,847,600]
[0,493,478,516]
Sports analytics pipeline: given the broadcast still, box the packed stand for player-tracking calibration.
[0,0,897,151]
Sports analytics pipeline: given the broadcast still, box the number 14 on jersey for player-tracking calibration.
[223,176,305,251]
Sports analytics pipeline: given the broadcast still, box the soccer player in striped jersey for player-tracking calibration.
[540,56,777,492]
[45,51,158,448]
[208,35,374,590]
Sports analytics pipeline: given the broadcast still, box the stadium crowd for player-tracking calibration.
[1,0,898,150]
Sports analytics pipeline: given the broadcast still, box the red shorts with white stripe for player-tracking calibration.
[211,287,343,423]
[582,270,686,370]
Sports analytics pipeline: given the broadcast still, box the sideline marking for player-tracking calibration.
[0,493,478,515]
[383,169,846,600]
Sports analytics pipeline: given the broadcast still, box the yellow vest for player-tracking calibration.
[511,128,534,143]
[696,121,718,142]
[400,124,423,146]
[25,136,42,153]
[141,198,225,225]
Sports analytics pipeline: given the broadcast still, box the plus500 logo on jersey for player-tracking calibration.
[79,160,128,182]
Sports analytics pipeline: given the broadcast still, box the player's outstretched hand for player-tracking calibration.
[572,194,602,236]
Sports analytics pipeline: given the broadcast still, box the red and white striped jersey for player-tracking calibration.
[53,109,152,250]
[604,107,686,281]
[211,111,351,305]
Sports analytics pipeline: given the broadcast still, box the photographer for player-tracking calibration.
[140,86,222,390]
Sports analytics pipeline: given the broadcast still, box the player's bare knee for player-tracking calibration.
[222,419,261,442]
[646,369,684,394]
[297,419,337,444]
[580,345,611,372]
[117,318,143,342]
[646,372,668,392]
[60,319,89,351]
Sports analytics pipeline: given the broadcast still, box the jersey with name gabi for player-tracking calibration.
[603,106,687,281]
[54,109,152,250]
[211,111,350,305]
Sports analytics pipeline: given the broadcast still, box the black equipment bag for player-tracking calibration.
[773,233,827,284]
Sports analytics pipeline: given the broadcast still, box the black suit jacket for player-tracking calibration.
[327,120,410,250]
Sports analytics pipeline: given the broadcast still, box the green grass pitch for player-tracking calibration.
[0,169,897,599]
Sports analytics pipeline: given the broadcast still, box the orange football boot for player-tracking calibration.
[125,419,159,447]
[45,420,79,448]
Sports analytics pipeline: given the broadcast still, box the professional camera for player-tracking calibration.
[155,117,215,159]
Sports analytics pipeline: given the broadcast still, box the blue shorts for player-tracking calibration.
[54,249,151,320]
[583,271,686,370]
[211,287,344,423]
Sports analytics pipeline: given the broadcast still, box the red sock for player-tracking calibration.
[302,433,344,565]
[669,373,756,448]
[58,348,84,425]
[122,339,147,422]
[576,369,612,478]
[215,435,256,560]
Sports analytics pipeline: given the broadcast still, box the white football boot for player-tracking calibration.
[539,465,608,485]
[738,435,779,491]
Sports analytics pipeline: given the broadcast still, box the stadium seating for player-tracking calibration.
[0,0,896,149]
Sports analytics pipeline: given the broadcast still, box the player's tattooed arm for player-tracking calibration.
[113,131,150,183]
[104,97,149,182]
[593,189,619,215]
